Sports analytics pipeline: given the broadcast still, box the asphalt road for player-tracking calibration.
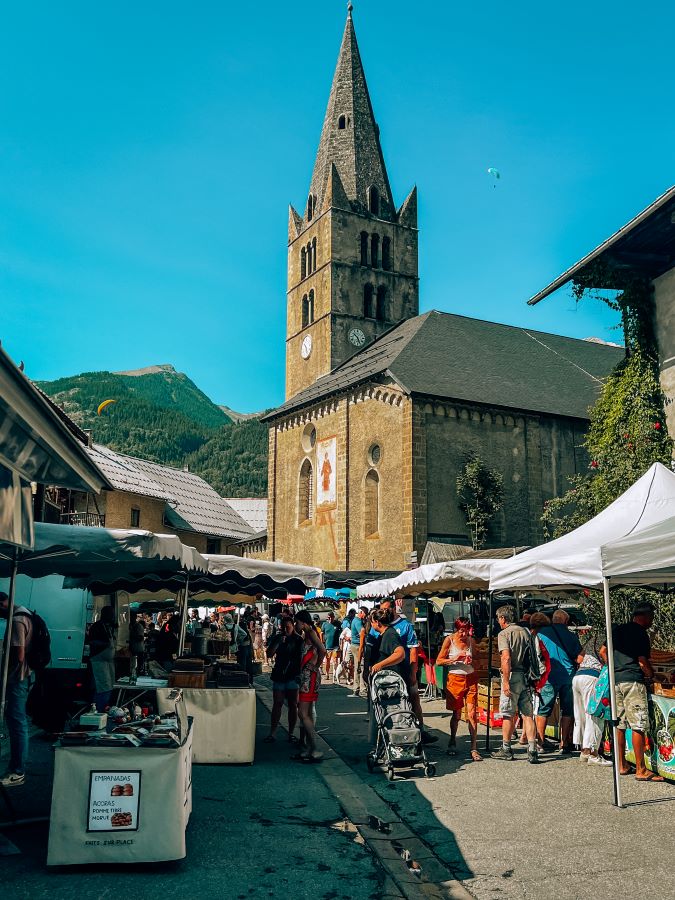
[2,677,674,900]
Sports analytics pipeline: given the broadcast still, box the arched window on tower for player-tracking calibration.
[360,232,369,266]
[302,294,309,329]
[308,289,315,325]
[307,194,315,221]
[363,284,374,319]
[312,237,317,272]
[301,246,307,280]
[338,114,346,129]
[376,286,387,322]
[299,459,314,524]
[365,470,379,537]
[382,236,391,271]
[368,185,380,216]
[371,234,380,268]
[306,242,313,274]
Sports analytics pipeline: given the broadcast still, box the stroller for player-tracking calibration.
[366,669,436,780]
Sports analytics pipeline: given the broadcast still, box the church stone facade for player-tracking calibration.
[264,11,623,572]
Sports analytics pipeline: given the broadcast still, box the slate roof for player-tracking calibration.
[87,444,254,541]
[223,498,268,532]
[264,311,625,422]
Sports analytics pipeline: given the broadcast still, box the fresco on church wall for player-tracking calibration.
[317,436,337,510]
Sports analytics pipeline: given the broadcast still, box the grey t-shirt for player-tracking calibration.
[497,623,530,672]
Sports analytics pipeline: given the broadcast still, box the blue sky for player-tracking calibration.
[1,1,673,412]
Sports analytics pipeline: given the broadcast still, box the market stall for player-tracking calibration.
[47,703,193,866]
[490,462,675,806]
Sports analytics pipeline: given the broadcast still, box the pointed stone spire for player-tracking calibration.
[308,10,395,221]
[321,162,351,213]
[397,186,418,229]
[288,204,303,241]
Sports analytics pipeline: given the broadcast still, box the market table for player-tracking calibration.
[47,721,193,866]
[156,686,255,764]
[113,675,169,708]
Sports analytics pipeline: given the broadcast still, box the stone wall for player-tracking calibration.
[654,266,675,437]
[419,401,587,548]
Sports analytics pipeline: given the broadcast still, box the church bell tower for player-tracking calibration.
[285,6,419,400]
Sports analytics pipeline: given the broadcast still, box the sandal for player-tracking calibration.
[301,754,323,764]
[288,734,298,743]
[290,753,309,761]
[470,750,482,762]
[263,735,276,744]
[635,772,664,782]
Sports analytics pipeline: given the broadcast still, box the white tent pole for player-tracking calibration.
[177,575,190,657]
[603,577,622,809]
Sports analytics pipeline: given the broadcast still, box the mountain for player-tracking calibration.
[37,367,269,498]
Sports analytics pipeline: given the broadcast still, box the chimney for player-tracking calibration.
[83,429,94,448]
[183,464,189,473]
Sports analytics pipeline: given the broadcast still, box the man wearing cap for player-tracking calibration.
[601,601,664,782]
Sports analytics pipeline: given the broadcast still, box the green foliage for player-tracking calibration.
[37,369,269,498]
[542,352,672,537]
[456,454,504,549]
[186,419,269,498]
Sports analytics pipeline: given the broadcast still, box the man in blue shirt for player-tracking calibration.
[347,608,367,698]
[321,612,340,679]
[377,600,437,745]
[537,610,582,753]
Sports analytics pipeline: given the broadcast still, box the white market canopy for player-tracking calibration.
[490,462,675,592]
[0,523,208,590]
[358,559,497,598]
[189,554,324,598]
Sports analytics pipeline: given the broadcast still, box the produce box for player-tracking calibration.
[168,672,206,689]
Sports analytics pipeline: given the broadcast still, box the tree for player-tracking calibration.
[456,454,504,550]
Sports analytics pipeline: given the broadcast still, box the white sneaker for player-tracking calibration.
[0,771,25,787]
[587,755,613,767]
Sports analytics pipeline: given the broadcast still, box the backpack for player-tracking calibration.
[15,610,52,672]
[522,630,544,691]
[586,666,612,720]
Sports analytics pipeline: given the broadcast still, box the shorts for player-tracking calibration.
[298,668,320,704]
[445,671,478,713]
[499,672,533,719]
[615,681,649,732]
[537,681,574,719]
[325,648,338,660]
[533,681,555,717]
[272,679,300,694]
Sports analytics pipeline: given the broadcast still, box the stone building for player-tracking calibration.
[263,10,623,571]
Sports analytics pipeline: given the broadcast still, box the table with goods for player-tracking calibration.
[156,656,256,764]
[47,694,193,866]
[624,650,675,782]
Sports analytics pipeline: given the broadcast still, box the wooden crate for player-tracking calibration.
[168,672,206,689]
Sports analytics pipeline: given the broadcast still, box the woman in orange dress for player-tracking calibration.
[436,617,480,761]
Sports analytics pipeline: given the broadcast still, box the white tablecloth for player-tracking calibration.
[47,722,193,866]
[156,687,255,764]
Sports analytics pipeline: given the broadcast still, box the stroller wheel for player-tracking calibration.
[424,764,436,778]
[386,766,395,781]
[366,754,375,773]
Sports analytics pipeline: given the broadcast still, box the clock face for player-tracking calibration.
[301,334,313,359]
[348,328,366,347]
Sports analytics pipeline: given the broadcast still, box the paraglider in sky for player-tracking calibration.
[97,399,117,416]
[487,167,500,185]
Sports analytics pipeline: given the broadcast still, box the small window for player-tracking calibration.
[130,508,140,528]
[371,234,380,268]
[307,194,314,221]
[302,294,309,328]
[312,237,317,272]
[301,246,307,280]
[365,470,379,537]
[299,459,314,523]
[360,231,369,266]
[382,236,391,271]
[368,185,380,216]
[363,284,374,319]
[369,444,382,466]
[376,286,387,321]
[338,115,346,129]
[308,289,315,325]
[302,424,317,452]
[206,538,221,554]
